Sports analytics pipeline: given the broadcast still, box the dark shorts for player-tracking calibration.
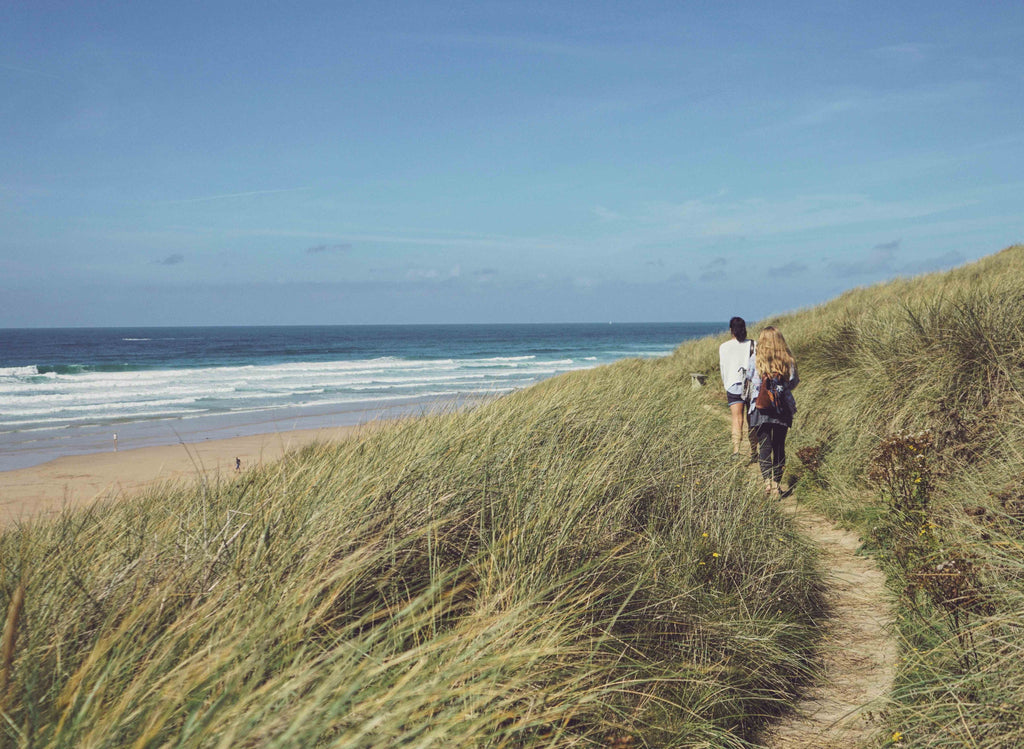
[726,392,746,406]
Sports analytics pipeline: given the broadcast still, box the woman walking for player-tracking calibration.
[747,326,799,497]
[718,317,756,459]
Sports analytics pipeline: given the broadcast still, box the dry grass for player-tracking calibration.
[0,355,824,747]
[678,244,1024,747]
[11,243,1021,746]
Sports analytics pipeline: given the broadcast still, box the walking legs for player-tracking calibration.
[756,423,788,495]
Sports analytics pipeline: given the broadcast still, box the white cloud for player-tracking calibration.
[643,193,971,239]
[403,265,462,282]
[305,243,351,255]
[592,206,623,222]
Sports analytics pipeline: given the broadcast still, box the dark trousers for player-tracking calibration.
[756,423,788,482]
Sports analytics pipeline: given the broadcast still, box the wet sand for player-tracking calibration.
[0,423,380,528]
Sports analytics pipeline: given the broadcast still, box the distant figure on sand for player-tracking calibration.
[718,317,756,459]
[746,326,799,498]
[113,433,118,452]
[235,457,241,471]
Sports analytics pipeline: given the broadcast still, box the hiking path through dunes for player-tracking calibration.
[705,401,898,746]
[761,496,898,748]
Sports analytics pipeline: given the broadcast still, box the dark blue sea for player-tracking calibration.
[0,323,719,471]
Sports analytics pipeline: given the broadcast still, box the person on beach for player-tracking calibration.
[718,317,756,459]
[746,326,799,497]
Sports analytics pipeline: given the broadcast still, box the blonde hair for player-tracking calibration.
[755,326,795,379]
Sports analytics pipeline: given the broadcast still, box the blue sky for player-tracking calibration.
[2,1,1022,327]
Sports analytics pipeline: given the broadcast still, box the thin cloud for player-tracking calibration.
[306,243,352,255]
[869,43,931,64]
[791,98,863,128]
[793,81,986,129]
[777,261,809,275]
[698,256,729,282]
[0,62,65,80]
[156,187,312,205]
[405,265,461,282]
[649,193,971,238]
[900,251,965,275]
[593,206,623,222]
[827,241,900,276]
[396,30,605,61]
[156,253,184,266]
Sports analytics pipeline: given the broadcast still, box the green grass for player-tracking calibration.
[678,243,1024,747]
[9,244,1023,747]
[0,358,824,746]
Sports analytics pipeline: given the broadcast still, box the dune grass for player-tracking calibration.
[0,358,825,746]
[11,244,1022,746]
[678,243,1024,747]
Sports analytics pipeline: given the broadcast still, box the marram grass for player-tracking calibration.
[680,244,1024,747]
[0,357,823,746]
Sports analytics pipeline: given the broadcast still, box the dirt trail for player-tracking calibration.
[705,402,897,746]
[761,494,898,748]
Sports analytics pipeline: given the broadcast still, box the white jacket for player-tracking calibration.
[718,338,754,394]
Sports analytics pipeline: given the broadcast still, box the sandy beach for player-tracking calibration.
[0,423,377,528]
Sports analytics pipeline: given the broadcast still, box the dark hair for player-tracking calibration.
[729,316,747,341]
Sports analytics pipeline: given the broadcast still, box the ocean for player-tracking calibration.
[0,323,719,471]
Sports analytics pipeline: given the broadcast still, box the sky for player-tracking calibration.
[2,1,1022,327]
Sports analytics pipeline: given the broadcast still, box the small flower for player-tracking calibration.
[712,552,720,558]
[701,533,708,538]
[892,730,904,743]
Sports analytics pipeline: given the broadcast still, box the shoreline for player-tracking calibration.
[0,421,384,529]
[0,395,480,473]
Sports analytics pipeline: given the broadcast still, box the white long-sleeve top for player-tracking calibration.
[718,338,754,394]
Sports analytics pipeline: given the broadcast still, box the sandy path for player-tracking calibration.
[762,495,897,748]
[0,423,381,528]
[706,402,897,745]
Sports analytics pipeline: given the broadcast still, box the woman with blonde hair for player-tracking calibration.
[746,326,799,497]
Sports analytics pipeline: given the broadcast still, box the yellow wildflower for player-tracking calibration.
[712,552,720,558]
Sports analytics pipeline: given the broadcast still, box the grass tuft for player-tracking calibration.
[0,351,823,746]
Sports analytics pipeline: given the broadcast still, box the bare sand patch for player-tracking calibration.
[0,423,381,528]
